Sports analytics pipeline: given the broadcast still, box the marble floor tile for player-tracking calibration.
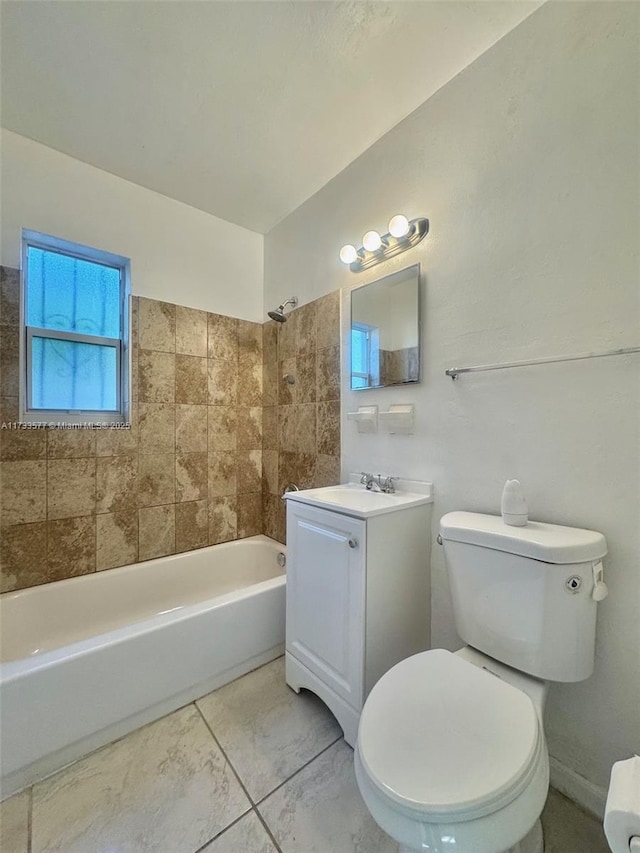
[9,660,610,853]
[541,787,610,853]
[259,739,399,853]
[201,811,278,853]
[31,705,250,853]
[0,788,30,853]
[196,657,342,802]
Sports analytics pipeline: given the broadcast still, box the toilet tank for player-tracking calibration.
[439,512,608,682]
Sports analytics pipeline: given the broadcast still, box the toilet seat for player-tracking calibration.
[357,649,543,824]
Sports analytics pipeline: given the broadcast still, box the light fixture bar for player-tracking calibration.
[344,218,429,273]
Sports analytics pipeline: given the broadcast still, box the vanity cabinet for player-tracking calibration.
[286,504,366,713]
[285,489,432,746]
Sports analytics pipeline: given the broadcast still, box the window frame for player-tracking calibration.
[351,321,379,389]
[19,229,131,426]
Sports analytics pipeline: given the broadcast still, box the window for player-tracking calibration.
[21,230,130,424]
[351,322,379,389]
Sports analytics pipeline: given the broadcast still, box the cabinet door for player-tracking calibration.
[286,502,366,710]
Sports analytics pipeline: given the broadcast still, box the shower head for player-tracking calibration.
[268,297,297,323]
[268,307,286,323]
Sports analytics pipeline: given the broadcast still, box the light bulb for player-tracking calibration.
[339,244,358,264]
[362,230,382,251]
[388,214,410,238]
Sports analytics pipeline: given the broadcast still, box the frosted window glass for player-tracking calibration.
[31,337,118,411]
[27,247,121,338]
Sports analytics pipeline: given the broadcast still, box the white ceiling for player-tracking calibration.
[1,1,542,234]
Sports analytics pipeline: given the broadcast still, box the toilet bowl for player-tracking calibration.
[354,511,608,853]
[355,648,549,853]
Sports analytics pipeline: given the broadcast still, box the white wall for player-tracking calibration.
[265,1,640,813]
[1,130,264,321]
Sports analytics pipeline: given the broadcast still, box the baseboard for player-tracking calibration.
[549,755,607,820]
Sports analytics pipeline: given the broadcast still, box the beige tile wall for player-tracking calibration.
[0,267,341,592]
[262,291,341,544]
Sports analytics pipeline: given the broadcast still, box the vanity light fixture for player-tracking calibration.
[339,244,359,264]
[340,214,429,273]
[362,230,383,252]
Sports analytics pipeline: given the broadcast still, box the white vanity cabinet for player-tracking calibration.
[285,482,433,746]
[286,503,366,714]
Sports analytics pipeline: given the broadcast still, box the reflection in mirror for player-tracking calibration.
[350,264,420,390]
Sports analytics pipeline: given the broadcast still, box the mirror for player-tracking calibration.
[350,264,420,390]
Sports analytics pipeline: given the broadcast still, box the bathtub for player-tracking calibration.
[0,534,286,798]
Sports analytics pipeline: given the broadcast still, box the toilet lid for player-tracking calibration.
[357,649,541,822]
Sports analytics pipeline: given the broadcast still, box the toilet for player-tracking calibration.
[355,511,608,853]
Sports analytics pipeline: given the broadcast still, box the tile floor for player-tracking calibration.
[0,657,611,853]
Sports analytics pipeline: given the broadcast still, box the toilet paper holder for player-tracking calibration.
[604,755,640,853]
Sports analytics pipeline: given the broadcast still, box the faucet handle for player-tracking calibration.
[281,483,300,503]
[383,476,397,494]
[360,471,370,485]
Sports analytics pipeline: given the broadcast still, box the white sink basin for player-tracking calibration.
[284,482,433,519]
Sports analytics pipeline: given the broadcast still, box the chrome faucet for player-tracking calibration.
[360,473,397,494]
[360,472,382,492]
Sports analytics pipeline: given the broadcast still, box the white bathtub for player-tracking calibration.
[0,534,286,798]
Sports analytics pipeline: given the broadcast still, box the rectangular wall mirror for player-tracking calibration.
[350,264,420,390]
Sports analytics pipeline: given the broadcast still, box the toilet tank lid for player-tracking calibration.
[439,512,607,564]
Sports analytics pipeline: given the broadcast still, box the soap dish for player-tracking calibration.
[379,404,414,434]
[347,405,378,434]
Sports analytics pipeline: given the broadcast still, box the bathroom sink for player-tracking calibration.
[284,481,433,519]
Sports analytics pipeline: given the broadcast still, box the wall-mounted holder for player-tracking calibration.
[444,346,640,380]
[380,404,414,435]
[347,405,378,434]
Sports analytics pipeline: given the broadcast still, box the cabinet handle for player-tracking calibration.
[348,538,358,549]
